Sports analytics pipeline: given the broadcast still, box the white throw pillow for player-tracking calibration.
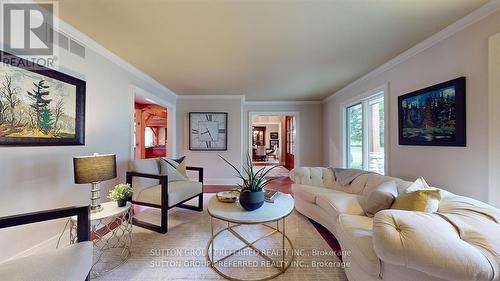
[160,158,188,182]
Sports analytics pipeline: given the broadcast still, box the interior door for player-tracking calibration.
[252,126,266,161]
[285,116,295,170]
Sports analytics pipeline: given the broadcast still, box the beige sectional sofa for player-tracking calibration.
[290,167,500,281]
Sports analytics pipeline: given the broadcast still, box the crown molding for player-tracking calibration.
[32,0,178,100]
[177,95,245,100]
[323,0,500,103]
[245,100,322,106]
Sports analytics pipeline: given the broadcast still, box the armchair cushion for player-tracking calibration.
[0,241,93,281]
[135,181,202,207]
[128,158,161,193]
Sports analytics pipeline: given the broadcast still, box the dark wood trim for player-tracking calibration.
[126,168,204,234]
[187,166,204,183]
[0,205,90,243]
[126,171,168,180]
[398,76,466,147]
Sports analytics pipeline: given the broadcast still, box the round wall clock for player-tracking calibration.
[189,112,228,151]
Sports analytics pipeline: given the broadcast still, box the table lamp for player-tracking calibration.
[73,153,117,213]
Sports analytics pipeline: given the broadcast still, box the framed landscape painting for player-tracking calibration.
[0,51,85,146]
[398,77,466,146]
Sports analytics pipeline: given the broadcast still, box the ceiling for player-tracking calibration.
[52,0,489,101]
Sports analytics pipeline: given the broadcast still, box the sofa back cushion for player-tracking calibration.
[290,167,414,196]
[289,167,335,188]
[128,158,161,193]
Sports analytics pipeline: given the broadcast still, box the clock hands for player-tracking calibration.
[200,129,215,141]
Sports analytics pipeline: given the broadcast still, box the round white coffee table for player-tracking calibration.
[206,193,295,281]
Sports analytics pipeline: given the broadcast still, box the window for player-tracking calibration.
[345,93,385,174]
[145,127,155,147]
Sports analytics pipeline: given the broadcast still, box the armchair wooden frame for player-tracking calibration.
[126,166,204,234]
[0,205,91,281]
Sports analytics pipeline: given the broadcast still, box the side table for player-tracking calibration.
[70,201,132,278]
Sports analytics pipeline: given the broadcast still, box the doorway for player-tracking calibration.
[249,112,298,177]
[134,99,168,159]
[130,86,176,160]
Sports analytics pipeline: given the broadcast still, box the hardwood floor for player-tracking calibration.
[204,176,342,257]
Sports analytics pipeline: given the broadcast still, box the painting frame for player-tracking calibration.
[0,51,86,146]
[398,77,466,147]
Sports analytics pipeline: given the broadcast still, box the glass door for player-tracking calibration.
[345,93,385,174]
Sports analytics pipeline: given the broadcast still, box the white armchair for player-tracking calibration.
[126,158,204,234]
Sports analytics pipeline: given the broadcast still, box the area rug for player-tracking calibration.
[97,195,347,281]
[252,165,290,179]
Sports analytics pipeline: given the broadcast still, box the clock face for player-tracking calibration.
[189,112,227,151]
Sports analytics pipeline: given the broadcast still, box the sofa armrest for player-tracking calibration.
[0,205,90,243]
[186,166,204,184]
[373,209,495,281]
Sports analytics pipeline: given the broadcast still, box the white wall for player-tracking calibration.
[0,31,177,260]
[176,97,243,184]
[323,9,500,203]
[175,100,324,184]
[488,32,500,207]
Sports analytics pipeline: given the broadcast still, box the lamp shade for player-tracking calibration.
[73,154,117,184]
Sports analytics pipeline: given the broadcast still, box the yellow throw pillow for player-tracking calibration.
[176,157,187,177]
[161,156,187,177]
[391,177,441,212]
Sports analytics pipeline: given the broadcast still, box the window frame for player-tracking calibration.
[341,85,389,175]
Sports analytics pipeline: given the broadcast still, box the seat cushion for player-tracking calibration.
[315,191,365,219]
[0,241,93,281]
[337,214,380,277]
[136,181,202,207]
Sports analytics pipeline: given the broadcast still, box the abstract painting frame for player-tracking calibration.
[0,51,85,146]
[398,77,466,147]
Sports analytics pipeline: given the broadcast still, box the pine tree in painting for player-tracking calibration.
[422,97,434,129]
[39,108,54,134]
[27,80,52,131]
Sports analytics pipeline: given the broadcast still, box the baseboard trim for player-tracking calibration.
[204,178,242,185]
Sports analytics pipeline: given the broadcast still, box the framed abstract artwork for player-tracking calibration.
[0,51,85,146]
[398,77,466,146]
[189,112,227,151]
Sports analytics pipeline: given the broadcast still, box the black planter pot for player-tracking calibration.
[239,190,265,211]
[117,199,127,207]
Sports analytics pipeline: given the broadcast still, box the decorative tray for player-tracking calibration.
[216,190,240,203]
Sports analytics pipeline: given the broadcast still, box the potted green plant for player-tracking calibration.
[220,154,279,211]
[108,183,133,207]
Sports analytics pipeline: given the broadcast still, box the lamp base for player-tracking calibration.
[91,182,103,213]
[90,204,103,213]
